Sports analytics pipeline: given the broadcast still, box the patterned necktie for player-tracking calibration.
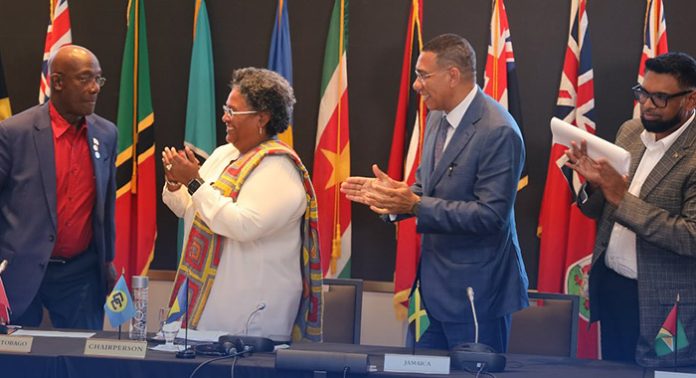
[433,116,450,167]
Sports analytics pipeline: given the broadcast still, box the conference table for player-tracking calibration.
[1,332,694,378]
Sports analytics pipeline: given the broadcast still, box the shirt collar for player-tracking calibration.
[640,110,696,150]
[445,85,478,130]
[49,101,87,138]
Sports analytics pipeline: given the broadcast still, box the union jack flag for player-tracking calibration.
[538,0,599,359]
[633,0,669,118]
[483,0,527,190]
[39,0,72,104]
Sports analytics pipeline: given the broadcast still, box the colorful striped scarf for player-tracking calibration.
[170,139,322,341]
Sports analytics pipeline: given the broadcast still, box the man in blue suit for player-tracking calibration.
[342,34,528,352]
[0,45,117,329]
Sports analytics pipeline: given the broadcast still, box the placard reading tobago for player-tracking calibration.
[84,339,147,359]
[0,335,33,353]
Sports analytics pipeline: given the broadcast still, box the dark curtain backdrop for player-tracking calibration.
[1,0,695,287]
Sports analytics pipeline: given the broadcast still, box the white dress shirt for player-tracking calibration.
[162,143,306,341]
[605,111,695,278]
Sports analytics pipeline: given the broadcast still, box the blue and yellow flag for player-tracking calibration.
[104,275,136,328]
[267,0,293,146]
[408,285,430,342]
[0,52,11,121]
[167,278,188,323]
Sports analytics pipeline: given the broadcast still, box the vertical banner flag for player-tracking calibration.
[104,274,136,328]
[267,0,294,146]
[655,294,690,357]
[483,0,527,191]
[115,0,157,283]
[0,53,11,121]
[537,0,599,359]
[177,0,216,261]
[39,0,72,104]
[633,0,669,118]
[388,0,425,319]
[313,0,351,278]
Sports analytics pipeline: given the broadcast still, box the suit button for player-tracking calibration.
[49,235,55,242]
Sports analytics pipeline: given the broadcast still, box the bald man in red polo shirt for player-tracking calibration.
[0,45,117,329]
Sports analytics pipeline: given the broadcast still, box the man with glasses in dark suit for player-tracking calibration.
[566,51,696,366]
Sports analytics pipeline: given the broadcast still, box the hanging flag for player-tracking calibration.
[104,275,136,328]
[537,0,599,359]
[166,277,188,324]
[114,0,157,284]
[633,0,669,118]
[407,285,429,342]
[267,0,294,146]
[177,0,217,261]
[483,0,527,190]
[39,0,72,104]
[655,294,690,356]
[0,53,11,121]
[312,0,351,278]
[388,0,425,319]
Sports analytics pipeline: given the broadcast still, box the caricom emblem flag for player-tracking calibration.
[104,274,136,328]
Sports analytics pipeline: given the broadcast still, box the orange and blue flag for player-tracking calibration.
[167,277,188,323]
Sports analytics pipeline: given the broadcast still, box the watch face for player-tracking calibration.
[188,178,203,195]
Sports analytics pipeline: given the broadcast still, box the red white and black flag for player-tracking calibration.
[633,0,669,118]
[387,0,426,319]
[39,0,72,104]
[483,0,527,190]
[537,0,599,359]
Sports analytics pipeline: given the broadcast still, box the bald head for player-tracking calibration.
[49,45,103,124]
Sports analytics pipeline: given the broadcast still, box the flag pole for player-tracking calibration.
[674,292,680,370]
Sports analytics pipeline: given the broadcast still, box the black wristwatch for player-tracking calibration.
[187,177,205,196]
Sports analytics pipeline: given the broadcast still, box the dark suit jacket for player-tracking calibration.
[581,118,696,367]
[0,103,117,319]
[411,88,529,323]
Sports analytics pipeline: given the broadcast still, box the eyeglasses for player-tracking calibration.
[77,75,106,87]
[632,84,693,108]
[222,105,258,117]
[414,69,447,82]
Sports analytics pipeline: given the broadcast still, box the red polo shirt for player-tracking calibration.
[49,102,96,259]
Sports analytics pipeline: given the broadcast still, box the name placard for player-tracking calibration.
[383,353,450,375]
[84,339,147,359]
[655,372,696,378]
[0,335,33,353]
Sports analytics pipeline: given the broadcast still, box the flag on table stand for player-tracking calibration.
[655,294,690,357]
[39,0,72,104]
[388,0,425,320]
[267,0,294,146]
[104,275,136,328]
[407,285,429,342]
[176,0,217,262]
[167,278,188,324]
[0,277,10,325]
[483,0,527,191]
[633,0,669,118]
[0,53,11,121]
[114,0,157,283]
[312,0,351,278]
[537,0,599,359]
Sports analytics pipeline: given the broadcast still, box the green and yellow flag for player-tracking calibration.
[114,0,157,283]
[408,285,430,342]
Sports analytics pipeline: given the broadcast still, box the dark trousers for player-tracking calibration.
[595,257,640,362]
[408,311,511,353]
[14,248,104,330]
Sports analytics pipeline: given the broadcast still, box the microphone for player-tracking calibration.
[244,302,266,335]
[449,286,506,372]
[467,287,479,343]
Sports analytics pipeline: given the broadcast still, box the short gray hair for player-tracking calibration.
[231,67,296,136]
[423,34,476,78]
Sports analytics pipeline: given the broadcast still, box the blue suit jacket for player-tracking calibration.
[0,103,117,319]
[413,88,528,323]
